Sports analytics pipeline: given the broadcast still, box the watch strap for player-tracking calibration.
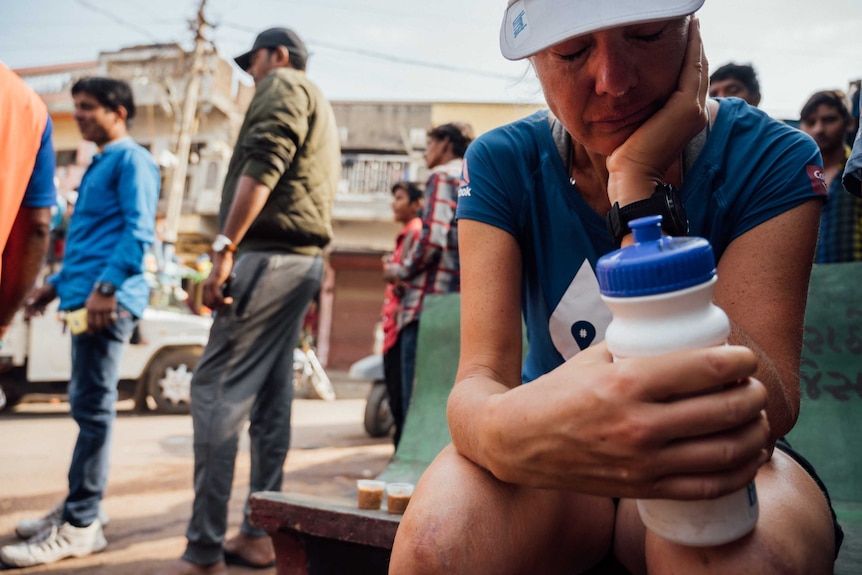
[618,196,656,221]
[606,183,688,245]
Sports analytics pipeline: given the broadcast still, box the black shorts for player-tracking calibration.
[775,436,844,557]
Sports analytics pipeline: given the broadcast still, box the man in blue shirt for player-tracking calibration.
[1,77,159,568]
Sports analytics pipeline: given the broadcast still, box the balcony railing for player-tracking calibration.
[341,154,413,199]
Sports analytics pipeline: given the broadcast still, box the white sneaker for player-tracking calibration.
[15,501,110,539]
[0,520,107,567]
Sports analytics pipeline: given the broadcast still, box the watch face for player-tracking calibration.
[212,236,234,253]
[97,282,116,296]
[661,184,689,235]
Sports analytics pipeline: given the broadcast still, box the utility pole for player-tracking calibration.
[163,0,209,245]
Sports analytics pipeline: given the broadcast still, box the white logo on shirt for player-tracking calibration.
[548,259,612,360]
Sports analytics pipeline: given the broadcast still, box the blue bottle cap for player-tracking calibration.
[596,215,716,297]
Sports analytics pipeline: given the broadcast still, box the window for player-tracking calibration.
[205,161,219,189]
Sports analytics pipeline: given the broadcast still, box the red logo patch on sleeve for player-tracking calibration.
[807,165,829,196]
[460,157,470,187]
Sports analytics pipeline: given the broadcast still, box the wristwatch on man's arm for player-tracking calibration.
[606,182,689,245]
[211,234,237,255]
[93,281,117,297]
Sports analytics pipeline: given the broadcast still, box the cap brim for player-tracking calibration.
[234,50,254,72]
[500,0,704,60]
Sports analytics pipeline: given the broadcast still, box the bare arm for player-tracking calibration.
[447,220,525,469]
[715,199,821,443]
[0,207,51,336]
[448,220,768,501]
[603,15,807,455]
[606,17,708,208]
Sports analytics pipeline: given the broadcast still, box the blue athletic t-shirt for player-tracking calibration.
[457,98,826,383]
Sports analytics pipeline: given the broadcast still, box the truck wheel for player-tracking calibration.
[363,382,394,438]
[0,368,26,413]
[147,349,201,414]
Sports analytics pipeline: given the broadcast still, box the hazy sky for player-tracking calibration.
[1,0,860,119]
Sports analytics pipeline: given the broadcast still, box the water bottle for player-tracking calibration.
[595,215,758,547]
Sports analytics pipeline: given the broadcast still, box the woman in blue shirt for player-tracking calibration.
[391,1,839,573]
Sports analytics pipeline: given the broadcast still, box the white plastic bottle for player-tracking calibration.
[595,215,758,547]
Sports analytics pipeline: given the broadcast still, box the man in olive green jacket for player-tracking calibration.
[161,27,341,575]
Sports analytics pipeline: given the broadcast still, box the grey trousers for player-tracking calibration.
[183,251,323,565]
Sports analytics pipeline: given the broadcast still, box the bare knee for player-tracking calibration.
[644,452,837,575]
[646,533,825,575]
[390,445,616,575]
[390,446,496,574]
[390,504,458,574]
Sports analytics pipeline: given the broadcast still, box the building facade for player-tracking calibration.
[16,47,544,370]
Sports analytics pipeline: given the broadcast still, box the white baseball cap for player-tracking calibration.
[500,0,705,60]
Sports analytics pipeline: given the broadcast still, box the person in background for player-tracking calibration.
[708,62,761,107]
[845,88,862,197]
[846,80,860,147]
[160,26,340,575]
[381,180,424,446]
[46,190,75,273]
[383,122,473,428]
[0,63,55,343]
[390,0,841,572]
[2,76,159,568]
[800,90,862,262]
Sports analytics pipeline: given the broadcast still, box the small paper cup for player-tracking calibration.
[357,479,386,510]
[385,482,414,514]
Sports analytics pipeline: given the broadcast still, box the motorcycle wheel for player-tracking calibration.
[306,349,335,401]
[363,382,394,438]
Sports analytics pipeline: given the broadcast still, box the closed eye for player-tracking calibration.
[629,22,669,43]
[633,30,665,42]
[559,46,589,61]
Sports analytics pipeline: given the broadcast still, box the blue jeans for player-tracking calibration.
[63,304,137,527]
[399,320,419,416]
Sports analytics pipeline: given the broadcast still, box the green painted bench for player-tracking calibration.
[249,293,461,575]
[251,262,862,574]
[786,262,862,575]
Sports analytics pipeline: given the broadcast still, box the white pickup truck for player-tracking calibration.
[0,301,212,414]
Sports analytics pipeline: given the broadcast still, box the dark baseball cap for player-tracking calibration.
[234,27,307,72]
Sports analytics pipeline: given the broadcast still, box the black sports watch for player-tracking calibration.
[606,182,689,245]
[94,281,117,297]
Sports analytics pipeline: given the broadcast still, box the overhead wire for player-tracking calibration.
[73,0,166,43]
[21,2,521,81]
[217,22,521,81]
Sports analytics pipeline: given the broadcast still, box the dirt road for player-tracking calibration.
[0,394,393,574]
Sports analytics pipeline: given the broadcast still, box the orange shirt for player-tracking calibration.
[0,63,48,257]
